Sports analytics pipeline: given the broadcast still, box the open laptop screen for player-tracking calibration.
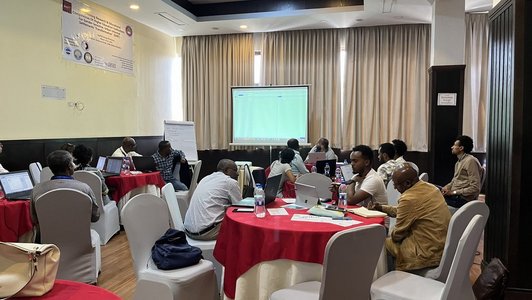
[96,156,107,170]
[0,171,34,195]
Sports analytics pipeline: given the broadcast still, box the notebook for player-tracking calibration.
[347,207,388,218]
[0,171,34,200]
[283,182,320,210]
[233,174,283,207]
[306,152,326,164]
[132,156,156,172]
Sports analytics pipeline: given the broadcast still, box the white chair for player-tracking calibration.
[121,193,217,300]
[35,188,101,284]
[74,171,120,245]
[385,181,401,230]
[419,172,429,182]
[176,160,202,219]
[270,224,386,300]
[370,214,486,300]
[133,279,173,300]
[415,200,489,282]
[29,162,42,184]
[296,173,332,200]
[161,183,223,292]
[40,166,53,183]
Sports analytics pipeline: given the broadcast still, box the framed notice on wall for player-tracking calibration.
[61,0,134,75]
[437,93,457,106]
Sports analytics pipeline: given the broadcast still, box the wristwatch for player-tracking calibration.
[453,190,457,195]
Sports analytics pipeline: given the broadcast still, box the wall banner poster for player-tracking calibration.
[61,0,134,75]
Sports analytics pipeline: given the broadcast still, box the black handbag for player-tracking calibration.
[151,229,202,270]
[473,257,509,300]
[241,164,255,198]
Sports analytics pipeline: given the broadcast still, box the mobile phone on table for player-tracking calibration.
[233,208,254,213]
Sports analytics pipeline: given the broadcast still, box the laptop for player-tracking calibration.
[0,171,34,200]
[283,182,320,209]
[132,156,156,173]
[340,164,354,182]
[233,174,283,207]
[315,159,337,178]
[102,157,123,177]
[96,156,107,171]
[306,152,326,164]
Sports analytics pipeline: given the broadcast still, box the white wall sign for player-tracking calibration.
[437,93,457,106]
[61,0,134,75]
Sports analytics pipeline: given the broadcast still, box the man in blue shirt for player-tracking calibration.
[152,141,188,191]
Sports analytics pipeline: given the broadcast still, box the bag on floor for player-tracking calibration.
[473,257,509,300]
[152,229,202,270]
[0,242,60,298]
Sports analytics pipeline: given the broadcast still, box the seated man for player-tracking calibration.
[0,142,8,173]
[30,150,100,234]
[72,144,111,205]
[305,137,338,162]
[183,159,242,240]
[377,142,398,186]
[152,141,188,191]
[339,145,387,206]
[287,138,309,176]
[111,137,141,157]
[392,139,419,174]
[369,164,451,271]
[441,135,483,208]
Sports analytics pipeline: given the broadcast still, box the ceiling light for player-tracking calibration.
[240,25,248,29]
[130,4,140,10]
[80,7,91,13]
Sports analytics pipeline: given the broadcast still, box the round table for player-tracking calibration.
[0,198,33,242]
[213,199,384,299]
[15,279,120,299]
[105,171,166,212]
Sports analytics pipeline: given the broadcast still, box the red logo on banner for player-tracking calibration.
[62,0,72,13]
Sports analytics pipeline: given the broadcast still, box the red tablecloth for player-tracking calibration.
[105,171,165,201]
[213,199,385,299]
[0,198,33,242]
[15,279,120,300]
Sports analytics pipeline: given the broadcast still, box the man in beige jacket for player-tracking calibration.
[370,164,451,271]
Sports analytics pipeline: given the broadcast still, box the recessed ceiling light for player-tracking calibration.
[240,25,248,29]
[356,18,364,22]
[130,4,140,10]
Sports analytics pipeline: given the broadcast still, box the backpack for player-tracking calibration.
[151,229,202,270]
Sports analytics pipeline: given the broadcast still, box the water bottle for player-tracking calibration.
[335,167,342,183]
[254,184,266,218]
[324,164,330,177]
[121,157,131,175]
[311,165,317,173]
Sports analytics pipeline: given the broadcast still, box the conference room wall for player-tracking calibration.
[0,0,178,141]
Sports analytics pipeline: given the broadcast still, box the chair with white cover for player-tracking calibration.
[121,193,217,300]
[270,224,386,300]
[419,172,429,182]
[161,183,222,292]
[40,166,53,183]
[295,173,332,200]
[133,279,173,300]
[176,160,202,219]
[35,188,101,284]
[29,162,42,184]
[370,214,486,300]
[74,170,120,245]
[385,181,401,230]
[415,200,489,281]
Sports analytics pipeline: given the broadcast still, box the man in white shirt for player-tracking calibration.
[305,137,338,162]
[392,139,419,174]
[184,159,242,241]
[377,142,398,186]
[345,145,387,206]
[287,139,309,176]
[111,137,141,157]
[0,142,8,174]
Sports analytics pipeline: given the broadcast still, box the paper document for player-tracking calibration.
[291,214,362,227]
[282,198,296,204]
[348,207,388,218]
[267,208,289,216]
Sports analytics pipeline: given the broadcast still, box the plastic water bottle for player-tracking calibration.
[121,157,131,175]
[324,164,331,177]
[335,167,342,183]
[254,184,266,218]
[311,165,317,173]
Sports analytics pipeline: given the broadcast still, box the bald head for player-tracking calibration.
[391,163,419,193]
[122,137,137,153]
[217,159,238,180]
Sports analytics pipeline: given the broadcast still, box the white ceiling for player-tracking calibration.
[90,0,492,37]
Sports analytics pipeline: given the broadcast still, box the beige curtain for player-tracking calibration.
[464,13,489,152]
[261,29,342,148]
[342,25,431,151]
[182,34,254,150]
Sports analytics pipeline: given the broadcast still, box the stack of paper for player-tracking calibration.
[347,207,387,218]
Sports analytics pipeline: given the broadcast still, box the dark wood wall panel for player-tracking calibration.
[487,0,532,295]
